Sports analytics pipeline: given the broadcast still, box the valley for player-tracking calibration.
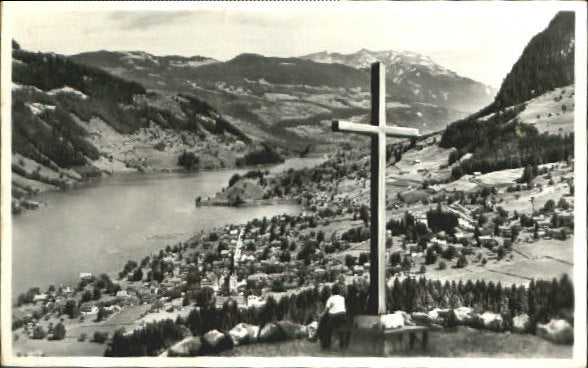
[7,9,580,360]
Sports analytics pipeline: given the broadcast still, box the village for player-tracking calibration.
[11,133,575,356]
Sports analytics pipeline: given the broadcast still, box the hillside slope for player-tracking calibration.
[11,45,256,213]
[71,50,494,148]
[439,11,575,181]
[494,12,575,110]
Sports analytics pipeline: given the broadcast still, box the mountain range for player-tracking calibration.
[11,11,575,212]
[70,48,496,146]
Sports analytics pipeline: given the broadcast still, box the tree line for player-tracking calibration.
[104,274,573,356]
[442,112,573,180]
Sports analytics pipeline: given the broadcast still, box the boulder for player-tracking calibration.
[307,321,318,341]
[177,325,192,339]
[512,314,531,334]
[536,319,573,344]
[393,311,414,326]
[167,336,202,357]
[411,312,434,326]
[259,323,287,343]
[276,321,306,339]
[228,324,249,346]
[201,329,233,354]
[452,307,475,326]
[228,323,259,346]
[428,308,451,325]
[381,313,404,330]
[479,312,503,331]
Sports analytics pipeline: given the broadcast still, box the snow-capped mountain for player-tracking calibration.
[302,49,496,112]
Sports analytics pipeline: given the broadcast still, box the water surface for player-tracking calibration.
[12,158,325,297]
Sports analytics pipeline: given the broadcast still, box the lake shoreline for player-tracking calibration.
[11,157,326,297]
[12,155,325,216]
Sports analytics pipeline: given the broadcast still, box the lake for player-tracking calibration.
[11,157,326,297]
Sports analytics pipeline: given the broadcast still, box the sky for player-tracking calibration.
[6,2,568,88]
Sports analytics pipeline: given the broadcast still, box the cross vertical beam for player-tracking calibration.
[331,62,419,317]
[368,62,387,315]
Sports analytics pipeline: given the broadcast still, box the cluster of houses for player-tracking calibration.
[14,156,575,344]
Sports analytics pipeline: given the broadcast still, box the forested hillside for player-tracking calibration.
[494,12,575,110]
[439,11,575,180]
[11,43,252,212]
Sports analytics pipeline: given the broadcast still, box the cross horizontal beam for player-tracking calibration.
[332,120,420,138]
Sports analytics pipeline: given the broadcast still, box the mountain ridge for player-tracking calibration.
[10,45,265,213]
[440,11,575,180]
[70,48,495,149]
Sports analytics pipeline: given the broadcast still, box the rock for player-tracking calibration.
[512,314,531,333]
[411,312,434,326]
[537,319,573,344]
[479,312,503,331]
[276,320,306,339]
[259,323,287,342]
[452,307,475,326]
[201,329,233,354]
[228,324,249,346]
[307,321,318,341]
[228,323,259,346]
[393,311,414,326]
[381,313,404,330]
[167,336,202,357]
[428,308,451,325]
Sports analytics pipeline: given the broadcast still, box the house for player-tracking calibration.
[61,286,74,296]
[458,218,475,232]
[33,293,48,305]
[415,215,428,225]
[454,232,469,242]
[116,290,131,298]
[432,238,447,249]
[314,268,327,276]
[80,303,98,315]
[479,236,498,248]
[247,295,266,308]
[170,298,184,310]
[79,272,93,280]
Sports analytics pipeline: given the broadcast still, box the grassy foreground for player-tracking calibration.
[221,326,572,358]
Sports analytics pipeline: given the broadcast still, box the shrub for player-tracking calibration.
[543,199,556,213]
[93,331,108,344]
[228,173,241,187]
[178,151,199,170]
[52,322,66,340]
[32,325,47,339]
[345,254,357,268]
[390,252,402,267]
[497,246,506,260]
[438,261,447,270]
[425,249,437,265]
[442,246,458,260]
[358,252,369,265]
[456,255,467,268]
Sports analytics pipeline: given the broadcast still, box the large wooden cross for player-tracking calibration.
[332,62,419,315]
